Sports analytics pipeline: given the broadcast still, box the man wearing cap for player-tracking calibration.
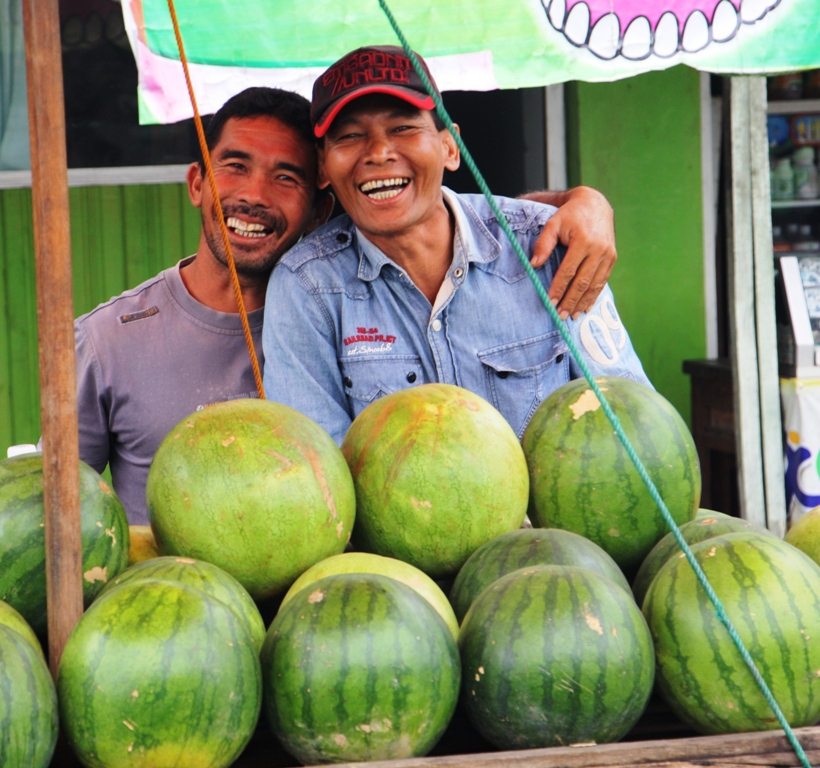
[261,46,650,445]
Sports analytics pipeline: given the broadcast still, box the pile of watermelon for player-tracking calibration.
[12,377,820,766]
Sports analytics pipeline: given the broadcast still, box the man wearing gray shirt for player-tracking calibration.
[75,87,622,524]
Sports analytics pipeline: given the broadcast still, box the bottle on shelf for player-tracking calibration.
[794,147,819,200]
[772,156,795,201]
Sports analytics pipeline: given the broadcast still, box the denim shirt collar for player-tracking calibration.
[354,187,503,283]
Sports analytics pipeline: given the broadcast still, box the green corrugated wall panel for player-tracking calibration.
[567,66,706,425]
[0,182,200,452]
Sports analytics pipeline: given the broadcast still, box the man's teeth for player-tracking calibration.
[360,178,409,200]
[226,217,269,238]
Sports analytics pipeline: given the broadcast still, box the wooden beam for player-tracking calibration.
[22,0,84,675]
[726,77,767,529]
[748,76,787,537]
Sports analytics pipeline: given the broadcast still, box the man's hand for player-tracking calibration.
[521,186,616,320]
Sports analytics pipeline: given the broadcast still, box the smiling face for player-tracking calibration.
[187,115,322,278]
[317,95,460,246]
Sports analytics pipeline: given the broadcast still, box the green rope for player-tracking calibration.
[377,2,813,764]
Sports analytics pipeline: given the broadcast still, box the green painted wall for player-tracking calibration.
[566,65,707,424]
[0,183,200,452]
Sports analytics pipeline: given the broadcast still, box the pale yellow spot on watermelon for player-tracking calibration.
[221,436,236,447]
[478,666,485,674]
[611,627,618,637]
[357,719,392,733]
[457,398,480,412]
[333,734,347,747]
[131,690,139,698]
[727,701,736,710]
[336,521,345,539]
[302,446,339,520]
[608,528,620,538]
[122,720,136,731]
[127,743,134,752]
[105,526,117,545]
[175,557,196,564]
[699,518,719,525]
[173,432,181,439]
[569,388,603,419]
[308,589,325,604]
[584,613,604,635]
[96,521,103,528]
[83,566,108,584]
[707,546,717,557]
[99,479,112,495]
[411,497,432,509]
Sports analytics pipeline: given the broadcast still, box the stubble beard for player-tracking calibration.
[203,203,292,279]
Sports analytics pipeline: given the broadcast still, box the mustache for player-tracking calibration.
[216,203,287,237]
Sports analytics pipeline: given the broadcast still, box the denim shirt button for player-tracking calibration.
[406,372,417,383]
[497,370,509,379]
[336,233,349,244]
[556,354,564,364]
[343,376,353,388]
[431,319,442,332]
[453,267,464,279]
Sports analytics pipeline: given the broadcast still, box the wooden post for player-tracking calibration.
[726,76,786,535]
[22,0,84,675]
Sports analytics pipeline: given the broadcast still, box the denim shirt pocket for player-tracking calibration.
[338,355,424,419]
[478,331,569,436]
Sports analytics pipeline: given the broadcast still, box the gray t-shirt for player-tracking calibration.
[75,257,263,525]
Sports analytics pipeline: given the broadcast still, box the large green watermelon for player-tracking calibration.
[643,532,820,734]
[0,624,58,768]
[459,564,654,749]
[0,453,129,636]
[262,573,460,764]
[146,398,355,600]
[523,376,701,576]
[342,383,528,578]
[632,512,775,607]
[99,556,266,653]
[282,552,459,640]
[450,528,630,623]
[58,579,261,768]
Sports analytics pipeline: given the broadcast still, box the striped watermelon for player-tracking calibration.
[0,624,57,768]
[450,528,630,623]
[632,512,774,607]
[342,384,528,578]
[262,573,460,763]
[459,564,654,749]
[0,454,129,636]
[0,600,43,659]
[147,399,355,600]
[58,579,261,767]
[99,555,266,653]
[282,552,459,640]
[522,376,700,576]
[643,531,820,734]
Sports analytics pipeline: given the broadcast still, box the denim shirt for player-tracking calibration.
[263,189,650,445]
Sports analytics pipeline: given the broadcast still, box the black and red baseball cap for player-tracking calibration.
[311,45,439,138]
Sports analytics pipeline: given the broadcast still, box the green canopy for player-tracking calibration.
[124,0,820,124]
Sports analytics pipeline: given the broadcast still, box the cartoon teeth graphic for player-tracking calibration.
[543,0,782,60]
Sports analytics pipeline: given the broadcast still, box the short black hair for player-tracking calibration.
[201,87,329,205]
[201,87,314,164]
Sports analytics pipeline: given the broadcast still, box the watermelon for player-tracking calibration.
[146,398,355,600]
[342,384,528,578]
[128,525,160,565]
[784,506,820,566]
[282,552,459,639]
[450,528,630,623]
[0,453,129,636]
[459,564,654,749]
[262,573,460,763]
[632,512,774,607]
[522,376,701,576]
[99,555,266,653]
[0,624,57,768]
[58,579,261,767]
[0,600,43,660]
[643,531,820,734]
